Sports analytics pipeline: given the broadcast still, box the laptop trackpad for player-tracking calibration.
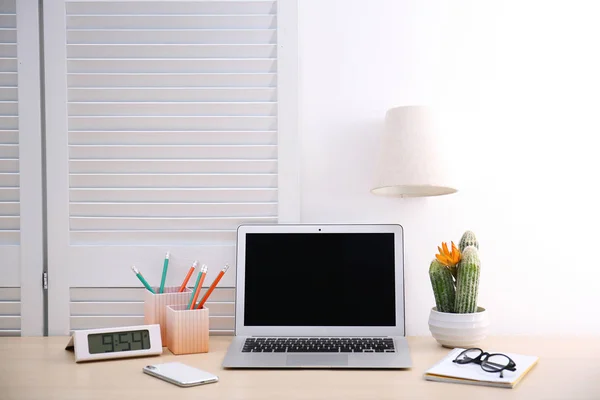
[286,354,348,367]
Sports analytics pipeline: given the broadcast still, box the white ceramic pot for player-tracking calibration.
[428,306,490,348]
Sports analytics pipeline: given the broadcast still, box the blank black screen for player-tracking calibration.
[244,233,396,326]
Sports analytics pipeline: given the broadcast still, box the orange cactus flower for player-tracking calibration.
[435,241,462,277]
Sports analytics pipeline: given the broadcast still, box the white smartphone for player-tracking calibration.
[143,362,219,387]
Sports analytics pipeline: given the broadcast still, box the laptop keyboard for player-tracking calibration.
[242,337,395,353]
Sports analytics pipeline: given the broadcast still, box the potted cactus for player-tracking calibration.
[427,230,490,348]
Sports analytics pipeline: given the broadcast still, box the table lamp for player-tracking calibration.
[371,106,457,197]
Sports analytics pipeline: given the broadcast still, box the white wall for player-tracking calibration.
[298,0,600,335]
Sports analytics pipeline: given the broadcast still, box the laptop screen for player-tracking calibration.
[243,232,396,327]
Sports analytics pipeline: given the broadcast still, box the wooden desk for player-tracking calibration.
[0,335,598,399]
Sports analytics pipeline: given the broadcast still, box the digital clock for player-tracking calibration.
[65,324,163,362]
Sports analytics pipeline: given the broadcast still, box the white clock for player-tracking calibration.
[65,324,163,362]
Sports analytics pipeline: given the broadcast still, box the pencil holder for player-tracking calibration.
[166,305,209,355]
[144,286,192,344]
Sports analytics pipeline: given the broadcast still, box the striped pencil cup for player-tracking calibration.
[166,305,209,355]
[144,287,192,345]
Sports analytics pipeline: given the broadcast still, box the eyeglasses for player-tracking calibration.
[452,348,517,378]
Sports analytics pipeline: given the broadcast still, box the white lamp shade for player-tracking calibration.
[371,106,457,197]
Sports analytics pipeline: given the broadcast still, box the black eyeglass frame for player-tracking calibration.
[452,348,517,378]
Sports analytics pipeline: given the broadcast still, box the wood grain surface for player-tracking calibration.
[1,335,598,400]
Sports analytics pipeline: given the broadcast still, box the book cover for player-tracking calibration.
[424,348,539,389]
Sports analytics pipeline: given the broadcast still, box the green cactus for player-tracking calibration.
[458,230,479,251]
[454,246,480,313]
[429,259,456,313]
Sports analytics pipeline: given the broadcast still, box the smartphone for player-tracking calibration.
[143,362,219,387]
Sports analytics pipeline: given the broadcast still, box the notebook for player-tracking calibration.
[424,348,539,389]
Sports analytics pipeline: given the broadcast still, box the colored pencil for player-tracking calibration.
[196,264,229,310]
[159,251,170,293]
[188,264,207,310]
[131,266,155,294]
[178,260,198,292]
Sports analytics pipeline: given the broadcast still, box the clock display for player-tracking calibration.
[88,329,151,354]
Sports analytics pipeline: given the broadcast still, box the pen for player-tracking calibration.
[131,266,155,294]
[178,260,198,292]
[196,264,229,310]
[188,264,207,310]
[159,251,169,294]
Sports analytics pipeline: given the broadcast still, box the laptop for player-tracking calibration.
[222,223,412,369]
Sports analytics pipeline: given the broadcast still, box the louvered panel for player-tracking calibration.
[70,288,235,302]
[64,1,279,254]
[69,88,276,102]
[67,30,277,45]
[69,102,276,116]
[0,287,19,300]
[68,244,237,287]
[71,301,234,316]
[0,225,21,278]
[68,59,276,73]
[70,173,277,188]
[0,173,18,186]
[68,44,277,59]
[0,15,16,28]
[0,144,18,157]
[0,116,17,129]
[0,301,19,314]
[68,73,277,88]
[0,29,17,254]
[70,315,141,330]
[70,160,277,174]
[0,287,20,336]
[0,159,17,172]
[0,74,17,86]
[70,131,277,145]
[0,101,18,115]
[69,116,277,131]
[66,1,275,14]
[70,145,277,159]
[71,315,234,331]
[0,315,19,329]
[71,301,142,316]
[70,286,234,334]
[0,2,16,12]
[0,216,18,229]
[71,231,235,244]
[0,59,17,71]
[0,187,18,201]
[0,231,18,243]
[0,31,16,44]
[70,202,276,217]
[71,216,276,230]
[0,44,16,57]
[0,130,18,143]
[0,25,16,159]
[0,87,17,100]
[0,202,19,214]
[67,15,276,29]
[70,188,278,202]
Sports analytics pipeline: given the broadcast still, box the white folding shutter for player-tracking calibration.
[0,0,44,336]
[0,5,20,312]
[45,0,298,334]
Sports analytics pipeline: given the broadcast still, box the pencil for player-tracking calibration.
[196,264,229,310]
[188,264,207,310]
[178,260,198,292]
[131,266,155,294]
[159,251,169,294]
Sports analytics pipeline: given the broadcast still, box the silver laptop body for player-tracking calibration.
[222,224,412,369]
